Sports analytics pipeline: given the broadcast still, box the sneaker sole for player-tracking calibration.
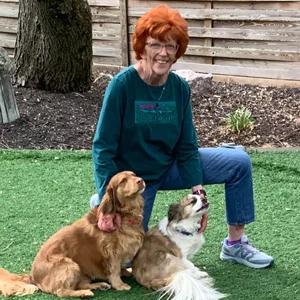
[220,252,273,269]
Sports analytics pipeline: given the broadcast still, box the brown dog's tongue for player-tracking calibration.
[97,212,122,232]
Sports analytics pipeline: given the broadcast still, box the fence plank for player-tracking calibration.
[0,17,17,34]
[88,0,119,6]
[214,39,299,51]
[0,32,15,48]
[214,57,300,69]
[93,56,121,65]
[93,46,120,58]
[120,0,129,66]
[129,0,208,9]
[188,27,300,42]
[128,8,300,22]
[202,1,213,64]
[173,61,300,81]
[0,2,19,18]
[186,45,300,61]
[214,2,300,9]
[93,30,120,41]
[91,8,120,23]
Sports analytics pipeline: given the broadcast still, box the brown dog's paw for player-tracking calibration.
[98,282,111,290]
[114,283,131,290]
[79,290,94,298]
[56,289,94,298]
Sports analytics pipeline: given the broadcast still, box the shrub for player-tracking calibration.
[226,107,254,134]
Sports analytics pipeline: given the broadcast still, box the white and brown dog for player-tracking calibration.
[132,194,226,300]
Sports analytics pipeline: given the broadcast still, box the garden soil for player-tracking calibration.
[0,78,299,150]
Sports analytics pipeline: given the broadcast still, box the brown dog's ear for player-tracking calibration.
[100,187,114,214]
[100,185,122,215]
[168,203,182,222]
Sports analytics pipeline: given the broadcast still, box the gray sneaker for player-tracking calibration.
[220,235,274,269]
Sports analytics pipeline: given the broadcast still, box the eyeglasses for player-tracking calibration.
[145,42,178,54]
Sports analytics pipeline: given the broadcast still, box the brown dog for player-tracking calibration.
[0,171,145,297]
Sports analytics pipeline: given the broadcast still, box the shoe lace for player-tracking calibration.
[241,239,259,254]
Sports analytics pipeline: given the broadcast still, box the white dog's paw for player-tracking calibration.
[197,273,214,287]
[194,270,209,278]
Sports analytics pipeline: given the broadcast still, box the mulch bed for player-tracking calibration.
[0,78,299,150]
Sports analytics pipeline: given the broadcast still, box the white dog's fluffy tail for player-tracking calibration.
[157,268,227,300]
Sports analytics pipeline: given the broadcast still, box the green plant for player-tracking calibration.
[226,107,254,134]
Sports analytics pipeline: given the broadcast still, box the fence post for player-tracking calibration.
[0,47,19,124]
[0,73,20,123]
[120,0,129,66]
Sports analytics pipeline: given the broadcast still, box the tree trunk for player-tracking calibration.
[15,0,93,92]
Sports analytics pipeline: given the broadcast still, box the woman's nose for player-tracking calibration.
[158,45,168,55]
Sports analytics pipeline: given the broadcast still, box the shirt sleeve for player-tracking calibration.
[92,77,124,199]
[174,81,203,186]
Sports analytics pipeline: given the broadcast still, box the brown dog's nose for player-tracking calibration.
[136,178,143,184]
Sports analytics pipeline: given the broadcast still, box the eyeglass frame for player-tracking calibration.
[145,42,179,54]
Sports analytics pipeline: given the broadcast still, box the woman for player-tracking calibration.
[91,5,273,269]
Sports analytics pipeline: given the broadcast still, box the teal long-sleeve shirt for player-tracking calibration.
[92,66,203,199]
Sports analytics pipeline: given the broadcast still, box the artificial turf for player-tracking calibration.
[0,149,299,300]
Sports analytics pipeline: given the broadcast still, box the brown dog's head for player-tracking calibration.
[99,171,145,215]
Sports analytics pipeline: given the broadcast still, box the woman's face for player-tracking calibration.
[140,37,178,82]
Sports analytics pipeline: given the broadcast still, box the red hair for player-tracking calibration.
[132,5,189,60]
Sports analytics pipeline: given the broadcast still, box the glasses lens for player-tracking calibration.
[150,43,161,51]
[165,44,177,53]
[147,43,178,54]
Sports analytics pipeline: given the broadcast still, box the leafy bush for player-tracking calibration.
[226,107,254,134]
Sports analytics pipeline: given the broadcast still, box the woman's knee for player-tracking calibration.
[232,150,252,178]
[237,150,252,168]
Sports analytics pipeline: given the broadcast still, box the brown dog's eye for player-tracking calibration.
[119,178,127,185]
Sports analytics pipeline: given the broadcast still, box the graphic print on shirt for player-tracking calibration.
[135,101,177,124]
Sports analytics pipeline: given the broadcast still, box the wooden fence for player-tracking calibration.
[1,0,300,85]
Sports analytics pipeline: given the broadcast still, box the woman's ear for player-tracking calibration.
[140,47,147,60]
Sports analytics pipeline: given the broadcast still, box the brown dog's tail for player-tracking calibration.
[0,268,38,297]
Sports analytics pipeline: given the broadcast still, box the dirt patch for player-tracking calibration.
[0,78,299,150]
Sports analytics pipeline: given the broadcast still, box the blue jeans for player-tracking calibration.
[141,147,254,230]
[90,147,255,231]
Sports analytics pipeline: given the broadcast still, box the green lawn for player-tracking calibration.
[0,149,299,300]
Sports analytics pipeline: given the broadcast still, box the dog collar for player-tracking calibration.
[124,218,142,226]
